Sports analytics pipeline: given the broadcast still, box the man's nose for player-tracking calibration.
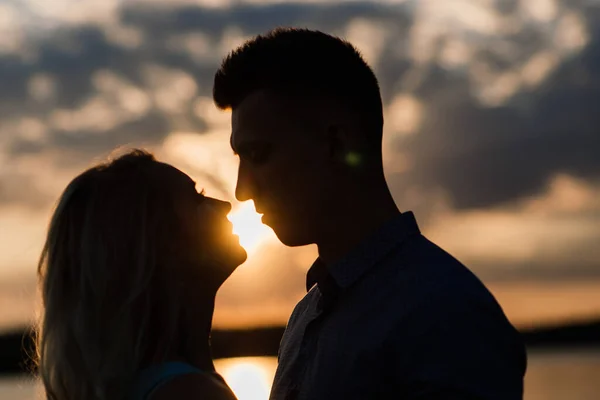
[235,164,255,202]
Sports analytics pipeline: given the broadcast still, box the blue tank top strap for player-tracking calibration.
[132,361,204,400]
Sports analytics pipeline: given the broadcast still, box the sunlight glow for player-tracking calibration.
[554,12,588,54]
[520,0,558,23]
[386,94,423,136]
[228,201,275,255]
[521,51,560,88]
[215,357,276,400]
[28,73,57,102]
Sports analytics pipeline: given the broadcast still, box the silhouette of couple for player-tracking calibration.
[35,29,526,400]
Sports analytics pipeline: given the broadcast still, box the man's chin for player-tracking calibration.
[272,228,313,247]
[262,215,314,247]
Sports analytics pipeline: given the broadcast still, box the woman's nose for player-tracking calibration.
[208,198,232,214]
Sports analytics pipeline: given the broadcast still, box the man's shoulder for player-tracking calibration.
[374,234,510,324]
[382,237,521,344]
[389,233,470,276]
[380,265,525,367]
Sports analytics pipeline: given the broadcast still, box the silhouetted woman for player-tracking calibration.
[35,150,247,400]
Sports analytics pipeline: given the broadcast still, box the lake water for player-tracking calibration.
[2,349,599,400]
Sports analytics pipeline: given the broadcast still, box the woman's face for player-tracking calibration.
[195,194,248,283]
[163,164,247,290]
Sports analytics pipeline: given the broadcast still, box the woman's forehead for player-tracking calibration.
[154,162,197,190]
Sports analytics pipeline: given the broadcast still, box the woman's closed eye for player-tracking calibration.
[196,189,206,203]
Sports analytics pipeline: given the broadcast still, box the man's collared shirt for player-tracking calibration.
[270,212,527,400]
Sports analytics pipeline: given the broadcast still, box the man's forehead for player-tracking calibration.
[229,89,326,151]
[230,91,284,146]
[232,90,280,125]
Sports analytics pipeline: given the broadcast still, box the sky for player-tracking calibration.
[0,0,599,332]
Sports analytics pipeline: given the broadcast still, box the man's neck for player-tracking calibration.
[317,192,400,266]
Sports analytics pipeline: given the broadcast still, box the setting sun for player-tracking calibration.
[215,357,277,400]
[228,201,275,254]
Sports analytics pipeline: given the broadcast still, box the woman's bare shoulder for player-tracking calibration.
[150,372,237,400]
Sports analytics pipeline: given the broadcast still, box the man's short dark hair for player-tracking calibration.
[213,27,384,143]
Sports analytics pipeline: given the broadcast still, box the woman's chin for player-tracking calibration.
[231,244,248,266]
[221,241,248,272]
[229,233,248,260]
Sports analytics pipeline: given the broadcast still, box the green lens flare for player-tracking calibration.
[345,152,362,167]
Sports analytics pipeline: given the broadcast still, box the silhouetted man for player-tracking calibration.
[213,28,526,400]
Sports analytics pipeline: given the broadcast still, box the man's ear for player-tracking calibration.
[327,123,365,167]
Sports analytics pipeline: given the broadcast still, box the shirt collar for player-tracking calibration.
[306,211,421,293]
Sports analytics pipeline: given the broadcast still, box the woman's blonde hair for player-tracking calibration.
[36,149,198,400]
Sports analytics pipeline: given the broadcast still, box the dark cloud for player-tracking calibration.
[121,2,405,37]
[1,2,406,156]
[397,24,600,210]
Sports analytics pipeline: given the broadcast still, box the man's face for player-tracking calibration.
[231,90,333,246]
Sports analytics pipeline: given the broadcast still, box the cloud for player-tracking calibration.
[0,1,412,211]
[1,1,595,208]
[424,174,600,280]
[0,0,598,253]
[388,33,600,211]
